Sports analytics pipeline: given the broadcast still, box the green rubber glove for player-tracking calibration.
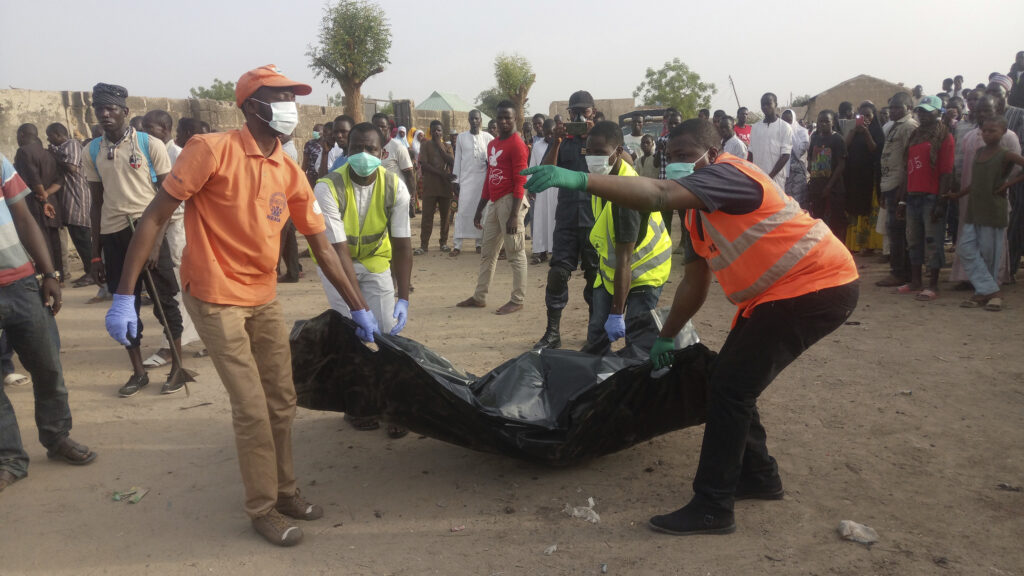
[649,337,676,370]
[520,165,588,194]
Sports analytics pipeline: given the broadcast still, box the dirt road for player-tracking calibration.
[1,221,1021,575]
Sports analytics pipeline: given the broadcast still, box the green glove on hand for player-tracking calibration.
[520,165,588,194]
[649,336,676,370]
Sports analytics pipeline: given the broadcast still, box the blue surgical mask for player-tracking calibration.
[664,150,709,180]
[347,152,381,177]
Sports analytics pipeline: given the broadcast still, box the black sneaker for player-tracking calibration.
[160,371,187,395]
[648,503,736,536]
[118,374,150,398]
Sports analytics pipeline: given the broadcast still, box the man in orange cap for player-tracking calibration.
[105,65,377,547]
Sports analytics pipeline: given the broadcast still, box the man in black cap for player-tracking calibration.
[533,90,599,350]
[83,82,186,397]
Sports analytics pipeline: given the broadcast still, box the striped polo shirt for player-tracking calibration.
[0,154,35,286]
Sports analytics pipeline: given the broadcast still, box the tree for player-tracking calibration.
[633,58,716,119]
[189,79,235,102]
[474,87,504,120]
[307,0,392,122]
[493,53,535,122]
[327,92,344,108]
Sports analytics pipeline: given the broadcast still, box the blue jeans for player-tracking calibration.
[0,331,14,376]
[905,193,945,270]
[0,276,72,478]
[585,284,663,356]
[958,223,1005,296]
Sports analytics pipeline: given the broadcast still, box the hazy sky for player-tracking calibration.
[3,0,1023,118]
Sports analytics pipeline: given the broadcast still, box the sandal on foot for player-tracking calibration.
[47,437,97,466]
[495,301,523,315]
[3,373,31,387]
[456,297,486,308]
[344,414,380,431]
[448,249,461,257]
[960,299,984,308]
[386,423,409,439]
[914,289,938,301]
[413,247,427,256]
[143,350,170,368]
[440,245,451,253]
[985,297,1003,311]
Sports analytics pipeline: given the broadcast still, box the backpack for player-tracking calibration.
[89,130,157,183]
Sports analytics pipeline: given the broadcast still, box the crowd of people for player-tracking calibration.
[1,52,1023,547]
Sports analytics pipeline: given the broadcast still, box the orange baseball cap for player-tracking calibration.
[235,64,312,108]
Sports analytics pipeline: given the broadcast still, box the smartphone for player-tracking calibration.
[564,122,588,136]
[856,115,865,127]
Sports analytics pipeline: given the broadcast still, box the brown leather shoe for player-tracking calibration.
[456,297,486,308]
[495,301,523,315]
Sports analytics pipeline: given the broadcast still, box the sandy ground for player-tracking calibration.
[1,216,1023,576]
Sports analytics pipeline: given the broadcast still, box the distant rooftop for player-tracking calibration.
[418,91,491,122]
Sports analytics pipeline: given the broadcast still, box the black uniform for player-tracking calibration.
[546,135,598,311]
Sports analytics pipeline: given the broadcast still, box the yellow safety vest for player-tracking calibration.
[589,161,672,294]
[311,164,398,273]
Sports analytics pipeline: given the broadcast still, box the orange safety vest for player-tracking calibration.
[685,153,858,320]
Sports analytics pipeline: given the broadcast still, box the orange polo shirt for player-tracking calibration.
[163,125,326,306]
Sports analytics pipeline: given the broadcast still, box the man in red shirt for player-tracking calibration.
[456,100,529,314]
[733,107,752,149]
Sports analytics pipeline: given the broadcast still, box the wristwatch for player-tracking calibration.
[42,271,62,282]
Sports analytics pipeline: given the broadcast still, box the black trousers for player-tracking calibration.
[691,281,859,512]
[279,218,301,281]
[101,223,182,349]
[546,224,598,311]
[66,225,93,275]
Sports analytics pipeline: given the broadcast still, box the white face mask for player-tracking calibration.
[251,99,299,136]
[585,154,614,175]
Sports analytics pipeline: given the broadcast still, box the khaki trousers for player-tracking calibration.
[473,193,528,305]
[183,291,297,518]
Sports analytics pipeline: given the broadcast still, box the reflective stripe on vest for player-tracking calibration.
[686,153,831,306]
[313,165,397,273]
[590,161,673,294]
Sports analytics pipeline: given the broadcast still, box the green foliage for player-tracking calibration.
[189,79,235,102]
[327,92,345,107]
[307,0,392,120]
[791,94,812,107]
[494,53,536,119]
[633,58,716,119]
[474,86,505,119]
[474,53,536,121]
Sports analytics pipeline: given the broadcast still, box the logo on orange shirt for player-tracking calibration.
[268,192,286,223]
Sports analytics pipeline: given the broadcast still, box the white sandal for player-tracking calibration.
[3,373,31,387]
[143,351,170,368]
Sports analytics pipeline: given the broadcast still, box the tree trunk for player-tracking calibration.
[342,80,363,123]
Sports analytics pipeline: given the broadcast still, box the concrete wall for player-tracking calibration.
[0,89,349,160]
[0,89,481,159]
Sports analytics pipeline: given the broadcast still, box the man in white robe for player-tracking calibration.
[451,110,493,256]
[528,118,557,264]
